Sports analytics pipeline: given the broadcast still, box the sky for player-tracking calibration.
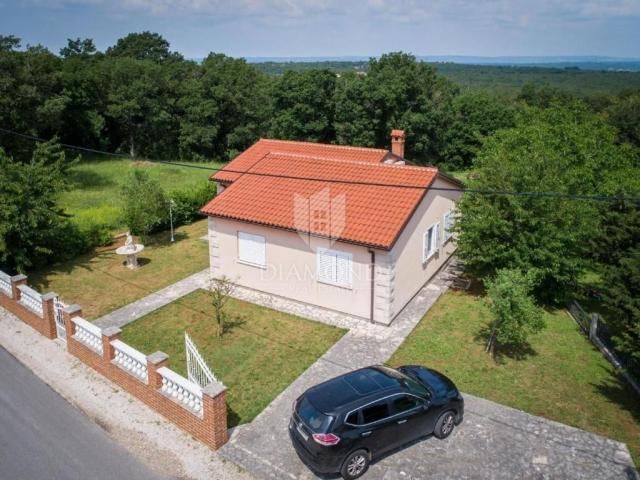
[1,0,639,59]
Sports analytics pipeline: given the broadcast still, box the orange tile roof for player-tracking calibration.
[201,147,438,250]
[213,139,390,183]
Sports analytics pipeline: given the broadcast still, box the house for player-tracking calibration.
[200,131,462,326]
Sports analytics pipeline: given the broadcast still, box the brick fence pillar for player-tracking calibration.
[63,304,83,343]
[10,274,27,301]
[203,383,228,449]
[40,292,59,339]
[102,327,122,362]
[146,351,169,389]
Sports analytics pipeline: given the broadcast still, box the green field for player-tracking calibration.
[121,289,346,426]
[59,155,222,231]
[390,290,640,466]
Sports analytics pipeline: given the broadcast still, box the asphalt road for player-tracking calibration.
[0,346,168,480]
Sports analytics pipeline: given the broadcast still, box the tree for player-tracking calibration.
[440,91,515,170]
[209,275,235,337]
[0,141,78,273]
[60,38,97,58]
[121,170,168,238]
[0,35,20,52]
[484,269,544,357]
[334,72,376,147]
[606,92,640,147]
[455,102,638,302]
[106,31,181,63]
[269,69,337,143]
[363,52,457,163]
[595,201,640,371]
[178,53,271,161]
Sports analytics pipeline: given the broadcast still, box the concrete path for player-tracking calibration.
[0,346,168,480]
[0,307,252,480]
[94,269,209,329]
[219,259,638,480]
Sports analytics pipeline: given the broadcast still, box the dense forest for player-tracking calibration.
[1,31,639,169]
[253,60,640,96]
[1,32,639,368]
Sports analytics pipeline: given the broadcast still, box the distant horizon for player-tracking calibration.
[2,1,639,59]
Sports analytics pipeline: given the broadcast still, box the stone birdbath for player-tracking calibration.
[115,232,145,269]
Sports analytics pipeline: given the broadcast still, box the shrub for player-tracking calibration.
[484,269,545,357]
[167,182,216,227]
[121,169,168,238]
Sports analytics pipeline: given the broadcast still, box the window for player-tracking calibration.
[423,223,440,261]
[361,401,391,424]
[238,232,266,267]
[392,395,422,414]
[345,411,360,425]
[443,210,455,241]
[317,248,352,288]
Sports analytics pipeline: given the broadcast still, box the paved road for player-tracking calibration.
[0,346,168,480]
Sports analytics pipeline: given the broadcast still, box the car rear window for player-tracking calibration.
[297,396,333,432]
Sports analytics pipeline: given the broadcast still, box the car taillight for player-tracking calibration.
[312,433,340,446]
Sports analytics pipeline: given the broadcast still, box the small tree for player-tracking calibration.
[121,169,167,238]
[209,276,235,337]
[484,269,545,357]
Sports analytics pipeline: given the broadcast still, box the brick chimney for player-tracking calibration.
[391,129,405,158]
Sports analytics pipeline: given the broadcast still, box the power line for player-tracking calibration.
[2,126,639,203]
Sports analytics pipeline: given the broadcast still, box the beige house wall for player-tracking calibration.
[207,175,460,325]
[387,176,461,319]
[208,217,373,320]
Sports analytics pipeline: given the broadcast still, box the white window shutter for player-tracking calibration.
[238,232,266,266]
[336,252,352,287]
[317,248,335,283]
[435,223,440,252]
[423,231,430,262]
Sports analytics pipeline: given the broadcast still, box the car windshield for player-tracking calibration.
[297,396,333,432]
[378,366,431,399]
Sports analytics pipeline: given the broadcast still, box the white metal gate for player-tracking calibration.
[185,332,222,389]
[54,297,67,342]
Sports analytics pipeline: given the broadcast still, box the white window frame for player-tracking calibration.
[317,248,353,289]
[443,209,455,242]
[237,231,266,268]
[423,222,440,262]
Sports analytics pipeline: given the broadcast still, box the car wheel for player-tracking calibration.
[340,449,370,480]
[434,410,456,439]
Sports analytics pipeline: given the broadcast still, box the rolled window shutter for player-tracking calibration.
[238,232,265,266]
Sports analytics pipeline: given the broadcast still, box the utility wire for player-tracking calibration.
[2,126,639,203]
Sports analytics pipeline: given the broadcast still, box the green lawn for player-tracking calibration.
[60,155,222,230]
[121,289,346,427]
[390,290,640,467]
[29,220,210,320]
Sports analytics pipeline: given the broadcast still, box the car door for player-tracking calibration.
[387,394,430,447]
[353,399,396,456]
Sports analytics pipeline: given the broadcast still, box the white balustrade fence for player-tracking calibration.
[0,271,11,298]
[72,316,103,354]
[158,366,203,415]
[111,339,148,382]
[17,284,43,317]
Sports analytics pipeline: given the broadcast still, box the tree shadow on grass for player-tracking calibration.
[67,169,116,190]
[591,365,640,425]
[474,324,538,364]
[223,314,247,335]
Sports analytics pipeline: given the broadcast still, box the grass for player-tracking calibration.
[60,155,223,230]
[29,220,210,320]
[120,289,346,427]
[390,289,640,467]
